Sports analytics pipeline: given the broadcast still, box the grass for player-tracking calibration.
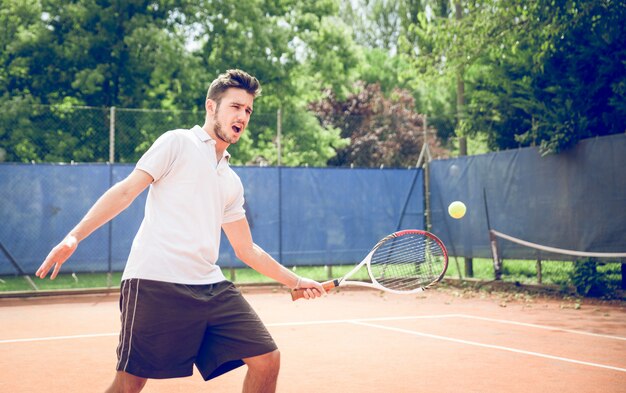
[445,257,576,286]
[0,266,359,293]
[0,272,124,292]
[446,257,624,298]
[1,259,622,297]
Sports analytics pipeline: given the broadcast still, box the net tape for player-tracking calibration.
[491,230,626,259]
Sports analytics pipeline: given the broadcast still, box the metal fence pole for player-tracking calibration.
[277,107,282,166]
[107,163,113,287]
[109,106,115,164]
[107,106,115,286]
[277,108,283,264]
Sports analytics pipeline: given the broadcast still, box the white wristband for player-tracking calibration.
[295,277,302,289]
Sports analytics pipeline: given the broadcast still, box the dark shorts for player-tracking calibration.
[116,279,277,380]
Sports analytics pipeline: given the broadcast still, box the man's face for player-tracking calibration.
[211,88,254,145]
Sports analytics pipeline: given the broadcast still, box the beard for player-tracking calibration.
[213,117,239,144]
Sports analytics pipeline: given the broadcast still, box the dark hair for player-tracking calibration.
[206,69,262,105]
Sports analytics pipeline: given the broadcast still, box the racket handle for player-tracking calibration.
[290,280,338,301]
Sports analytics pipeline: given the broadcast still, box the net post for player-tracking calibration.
[489,230,502,280]
[536,259,542,284]
[464,258,474,277]
[484,189,502,280]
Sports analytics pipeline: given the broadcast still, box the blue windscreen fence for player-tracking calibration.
[429,133,626,260]
[2,134,624,276]
[0,166,424,274]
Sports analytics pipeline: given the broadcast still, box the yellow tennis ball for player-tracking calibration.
[448,201,466,219]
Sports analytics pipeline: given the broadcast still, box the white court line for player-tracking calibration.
[450,313,626,341]
[0,316,448,344]
[266,315,450,327]
[2,313,625,345]
[269,314,626,341]
[351,320,626,373]
[4,314,623,373]
[1,333,117,344]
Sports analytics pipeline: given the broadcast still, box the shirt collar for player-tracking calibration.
[191,125,231,161]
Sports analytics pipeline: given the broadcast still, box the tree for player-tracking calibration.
[310,82,449,167]
[0,0,356,165]
[338,0,457,148]
[186,0,358,166]
[408,0,626,154]
[0,0,202,162]
[515,0,626,153]
[1,0,200,108]
[340,0,401,53]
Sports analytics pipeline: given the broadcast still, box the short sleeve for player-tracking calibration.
[136,131,180,182]
[223,175,246,224]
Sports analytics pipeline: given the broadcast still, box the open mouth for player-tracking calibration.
[232,125,242,134]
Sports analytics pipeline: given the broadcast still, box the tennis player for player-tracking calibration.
[36,69,325,393]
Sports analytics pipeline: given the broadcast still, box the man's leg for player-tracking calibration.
[104,371,148,393]
[242,350,281,393]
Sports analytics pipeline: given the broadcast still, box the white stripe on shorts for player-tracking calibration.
[116,279,140,371]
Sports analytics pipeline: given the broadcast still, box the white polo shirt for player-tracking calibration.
[121,126,246,284]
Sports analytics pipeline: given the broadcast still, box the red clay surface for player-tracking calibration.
[1,286,625,392]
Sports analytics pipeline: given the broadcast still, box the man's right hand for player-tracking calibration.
[36,235,78,280]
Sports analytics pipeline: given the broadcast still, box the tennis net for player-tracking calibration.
[488,229,626,294]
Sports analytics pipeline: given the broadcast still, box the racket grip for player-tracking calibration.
[290,280,338,301]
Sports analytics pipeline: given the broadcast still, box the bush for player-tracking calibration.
[570,259,609,297]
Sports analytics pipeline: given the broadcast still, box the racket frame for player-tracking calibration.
[291,229,448,300]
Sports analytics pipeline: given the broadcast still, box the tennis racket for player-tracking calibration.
[291,229,448,301]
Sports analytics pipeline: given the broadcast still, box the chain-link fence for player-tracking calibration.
[0,105,214,163]
[0,105,355,165]
[0,104,440,167]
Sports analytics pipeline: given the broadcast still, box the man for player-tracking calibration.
[36,69,325,393]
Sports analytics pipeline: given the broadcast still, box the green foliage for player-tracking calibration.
[310,82,449,167]
[0,0,200,108]
[338,1,457,150]
[570,259,622,298]
[340,0,402,53]
[0,0,203,162]
[225,104,349,167]
[2,0,625,164]
[0,0,358,164]
[407,0,626,154]
[571,259,605,297]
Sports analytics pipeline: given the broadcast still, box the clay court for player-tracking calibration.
[1,286,625,393]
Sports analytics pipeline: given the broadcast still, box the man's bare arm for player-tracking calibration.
[36,169,153,279]
[222,218,325,298]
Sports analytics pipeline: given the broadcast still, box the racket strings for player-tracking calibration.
[370,234,446,291]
